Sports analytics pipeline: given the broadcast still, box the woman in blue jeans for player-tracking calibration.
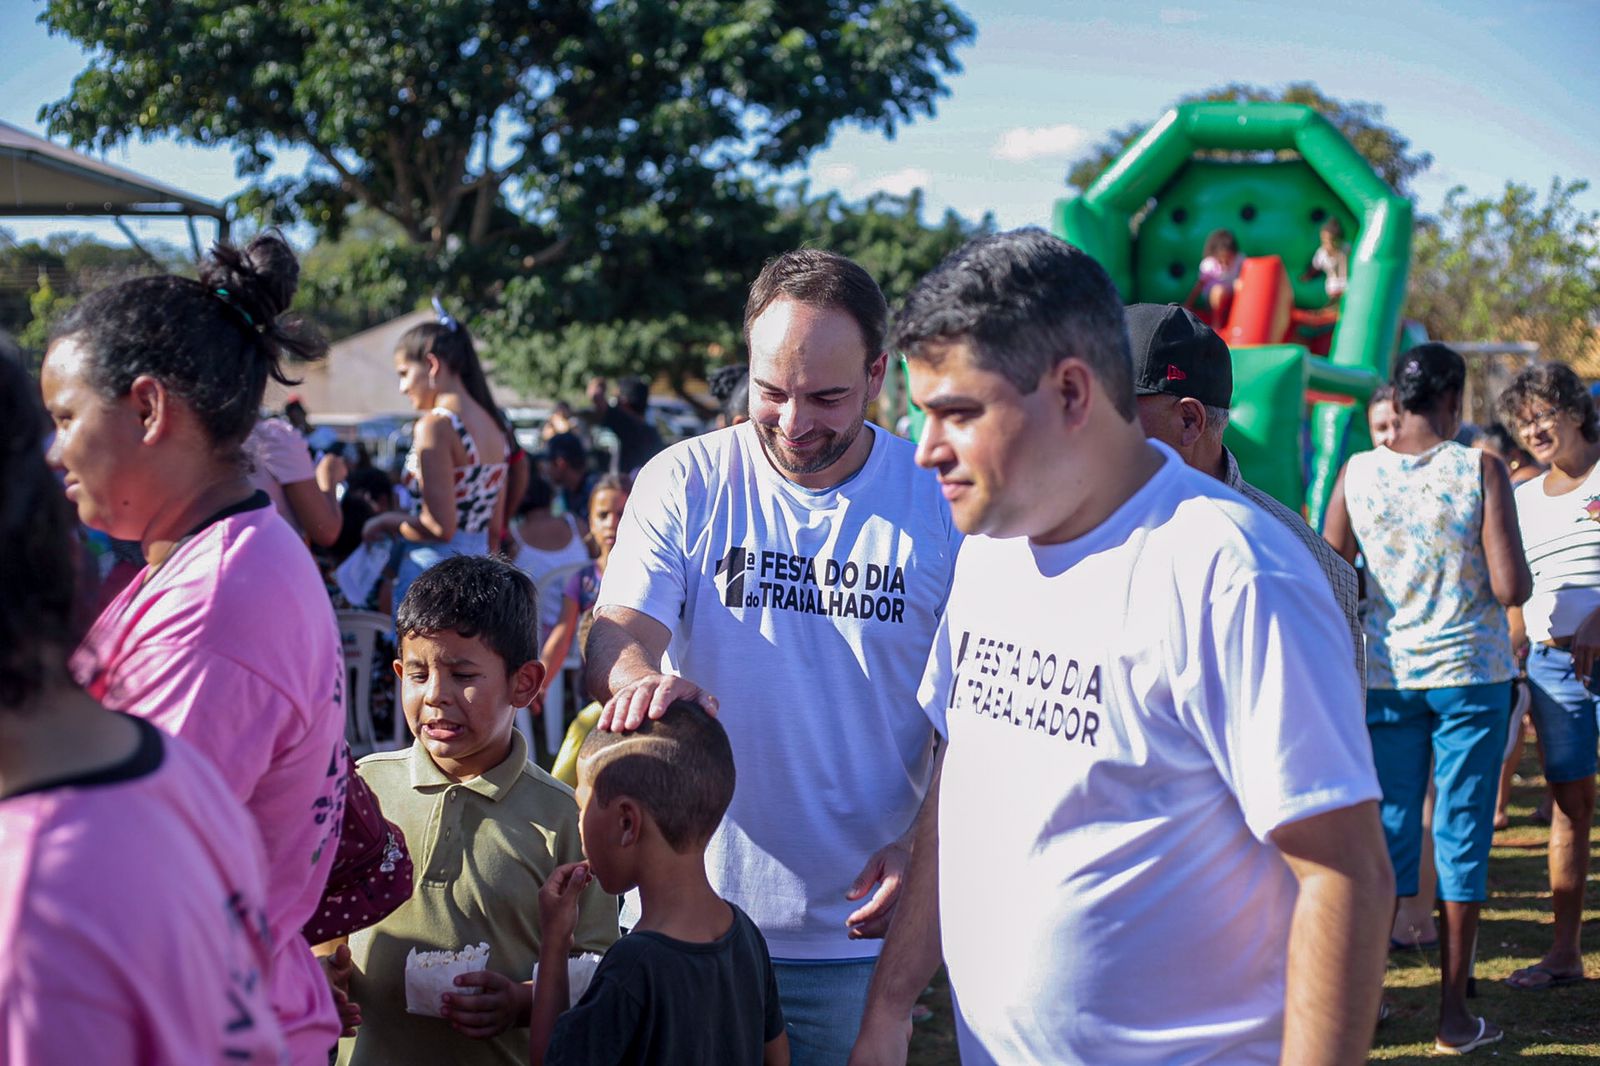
[1325,343,1530,1053]
[1497,361,1600,991]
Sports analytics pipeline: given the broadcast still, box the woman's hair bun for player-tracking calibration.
[1392,342,1465,415]
[199,230,301,329]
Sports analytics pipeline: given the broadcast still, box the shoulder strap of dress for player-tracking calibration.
[430,406,478,462]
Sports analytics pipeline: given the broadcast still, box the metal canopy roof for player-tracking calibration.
[0,119,227,230]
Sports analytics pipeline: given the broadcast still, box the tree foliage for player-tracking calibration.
[41,0,976,396]
[480,186,989,401]
[1066,82,1434,197]
[42,0,973,256]
[1408,179,1600,359]
[0,234,177,354]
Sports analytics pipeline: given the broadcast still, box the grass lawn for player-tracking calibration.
[907,746,1600,1064]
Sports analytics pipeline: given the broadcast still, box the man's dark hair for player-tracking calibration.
[577,700,735,852]
[1392,342,1466,416]
[1497,360,1600,445]
[743,249,888,365]
[708,364,750,423]
[893,228,1135,419]
[396,555,539,672]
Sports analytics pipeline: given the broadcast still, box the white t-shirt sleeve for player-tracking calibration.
[917,607,955,739]
[595,451,689,631]
[1181,569,1380,842]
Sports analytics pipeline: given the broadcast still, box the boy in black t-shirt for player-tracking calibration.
[530,701,788,1066]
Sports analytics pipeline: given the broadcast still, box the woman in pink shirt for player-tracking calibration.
[0,349,285,1065]
[40,233,348,1064]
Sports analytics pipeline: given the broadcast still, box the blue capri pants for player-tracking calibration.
[1366,682,1511,903]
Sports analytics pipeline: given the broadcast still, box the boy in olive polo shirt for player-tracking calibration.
[335,556,618,1066]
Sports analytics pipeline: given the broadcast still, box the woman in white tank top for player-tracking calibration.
[510,474,593,639]
[1495,361,1600,993]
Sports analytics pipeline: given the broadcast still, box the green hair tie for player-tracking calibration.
[213,287,264,332]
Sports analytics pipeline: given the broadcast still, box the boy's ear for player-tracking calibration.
[509,658,545,709]
[616,797,642,848]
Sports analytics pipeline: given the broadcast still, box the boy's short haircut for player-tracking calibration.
[578,701,735,852]
[893,228,1136,420]
[396,554,539,672]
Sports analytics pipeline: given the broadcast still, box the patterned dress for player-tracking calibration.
[402,407,507,534]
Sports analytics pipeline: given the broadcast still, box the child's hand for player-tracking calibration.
[320,944,362,1037]
[442,970,523,1039]
[538,861,592,950]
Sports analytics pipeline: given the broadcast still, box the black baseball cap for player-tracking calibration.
[1125,303,1233,409]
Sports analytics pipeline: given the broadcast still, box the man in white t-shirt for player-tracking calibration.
[850,230,1392,1066]
[586,249,960,1063]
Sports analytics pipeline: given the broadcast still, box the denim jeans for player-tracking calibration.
[1525,642,1600,783]
[770,957,878,1066]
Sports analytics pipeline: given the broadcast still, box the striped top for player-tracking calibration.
[1344,442,1514,689]
[1515,461,1600,643]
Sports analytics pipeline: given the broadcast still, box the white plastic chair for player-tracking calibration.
[337,609,401,758]
[518,559,591,758]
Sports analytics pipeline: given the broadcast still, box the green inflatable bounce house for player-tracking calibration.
[1053,101,1414,526]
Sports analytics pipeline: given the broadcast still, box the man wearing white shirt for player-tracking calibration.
[851,230,1392,1066]
[585,249,960,1064]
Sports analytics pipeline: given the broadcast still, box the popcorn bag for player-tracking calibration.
[531,953,606,1009]
[404,943,490,1018]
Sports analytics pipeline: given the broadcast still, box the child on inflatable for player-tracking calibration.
[1301,218,1350,308]
[1186,228,1241,324]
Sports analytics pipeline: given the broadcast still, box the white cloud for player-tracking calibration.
[1158,7,1203,24]
[813,162,858,186]
[859,167,932,198]
[992,123,1093,163]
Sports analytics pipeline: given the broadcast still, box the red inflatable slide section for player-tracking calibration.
[1202,254,1340,355]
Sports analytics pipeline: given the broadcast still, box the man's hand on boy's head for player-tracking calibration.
[538,861,592,948]
[442,970,526,1039]
[598,671,718,733]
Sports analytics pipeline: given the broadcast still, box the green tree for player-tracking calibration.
[41,0,974,256]
[1408,179,1600,360]
[480,185,987,402]
[1067,83,1433,197]
[42,0,975,395]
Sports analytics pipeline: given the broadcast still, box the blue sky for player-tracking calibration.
[2,0,1597,250]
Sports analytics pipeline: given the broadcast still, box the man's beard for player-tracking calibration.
[754,401,867,478]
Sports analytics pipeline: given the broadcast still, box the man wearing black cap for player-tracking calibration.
[1126,303,1363,690]
[853,230,1390,1066]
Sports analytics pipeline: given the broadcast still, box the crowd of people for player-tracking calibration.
[1,224,1595,1065]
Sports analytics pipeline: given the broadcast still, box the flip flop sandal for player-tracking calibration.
[1433,1017,1503,1055]
[1506,964,1586,991]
